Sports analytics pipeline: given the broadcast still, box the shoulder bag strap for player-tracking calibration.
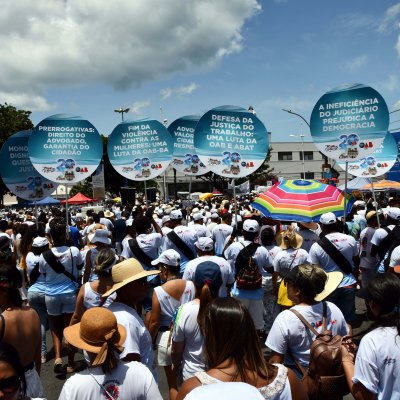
[322,301,328,331]
[167,231,195,260]
[43,250,78,283]
[128,238,153,268]
[290,308,320,336]
[317,237,353,274]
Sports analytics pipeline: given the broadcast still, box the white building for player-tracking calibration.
[268,141,326,181]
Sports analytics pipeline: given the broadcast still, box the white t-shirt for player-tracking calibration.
[172,300,204,381]
[371,225,394,247]
[353,327,400,399]
[273,248,309,272]
[190,224,211,238]
[108,302,156,378]
[389,245,400,267]
[162,225,198,272]
[308,232,358,287]
[297,230,320,253]
[263,245,282,268]
[39,246,83,295]
[121,233,162,267]
[359,227,379,269]
[182,255,234,297]
[212,224,233,256]
[58,361,162,400]
[266,302,349,368]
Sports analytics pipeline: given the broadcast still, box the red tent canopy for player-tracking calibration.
[61,192,94,204]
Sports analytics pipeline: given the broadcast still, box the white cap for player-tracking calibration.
[319,212,337,225]
[32,236,49,247]
[354,200,366,207]
[387,207,400,220]
[243,219,259,233]
[192,213,203,221]
[88,229,111,245]
[161,215,170,225]
[191,208,200,215]
[211,213,219,219]
[195,237,214,252]
[151,249,181,266]
[170,210,183,220]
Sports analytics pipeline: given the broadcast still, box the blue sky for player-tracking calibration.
[1,0,400,143]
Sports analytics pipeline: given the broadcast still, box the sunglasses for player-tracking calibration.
[0,376,20,394]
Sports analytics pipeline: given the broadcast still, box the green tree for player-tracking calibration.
[0,103,34,204]
[69,180,93,198]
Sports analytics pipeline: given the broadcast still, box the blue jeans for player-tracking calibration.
[27,290,48,356]
[325,286,356,322]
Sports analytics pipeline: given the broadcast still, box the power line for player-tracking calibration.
[390,118,400,124]
[390,108,400,114]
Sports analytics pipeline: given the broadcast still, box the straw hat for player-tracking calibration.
[63,307,126,367]
[276,226,303,250]
[102,259,160,297]
[298,221,319,231]
[279,265,343,301]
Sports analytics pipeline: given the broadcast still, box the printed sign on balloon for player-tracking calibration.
[29,114,103,184]
[169,115,209,176]
[194,106,269,178]
[107,118,174,181]
[310,84,389,162]
[0,131,57,200]
[338,132,397,178]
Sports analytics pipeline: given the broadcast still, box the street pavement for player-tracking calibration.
[40,296,370,400]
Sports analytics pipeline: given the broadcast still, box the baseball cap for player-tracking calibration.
[32,236,49,247]
[151,249,180,266]
[170,210,183,220]
[211,213,219,219]
[386,207,400,220]
[194,261,222,296]
[319,212,337,225]
[161,215,170,225]
[243,219,259,233]
[195,237,214,252]
[354,200,366,207]
[192,213,203,221]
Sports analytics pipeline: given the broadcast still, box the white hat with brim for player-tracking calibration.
[102,259,160,297]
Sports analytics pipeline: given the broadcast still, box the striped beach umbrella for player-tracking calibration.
[252,179,354,223]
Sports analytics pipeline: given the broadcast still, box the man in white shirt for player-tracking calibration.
[189,213,211,238]
[162,210,198,275]
[182,237,234,297]
[225,219,269,336]
[370,207,400,273]
[308,212,359,326]
[212,212,233,256]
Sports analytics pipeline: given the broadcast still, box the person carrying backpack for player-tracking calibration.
[266,263,349,400]
[225,219,269,339]
[370,207,400,273]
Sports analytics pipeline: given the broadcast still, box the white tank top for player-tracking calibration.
[83,282,116,309]
[154,280,195,327]
[195,364,292,400]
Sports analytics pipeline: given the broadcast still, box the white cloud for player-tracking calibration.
[0,0,260,109]
[0,91,55,111]
[378,3,400,33]
[381,74,400,92]
[160,82,199,100]
[340,55,368,72]
[130,99,151,115]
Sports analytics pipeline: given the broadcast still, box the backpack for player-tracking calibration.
[290,302,349,400]
[235,243,262,290]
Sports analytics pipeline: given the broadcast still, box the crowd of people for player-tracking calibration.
[0,194,398,399]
